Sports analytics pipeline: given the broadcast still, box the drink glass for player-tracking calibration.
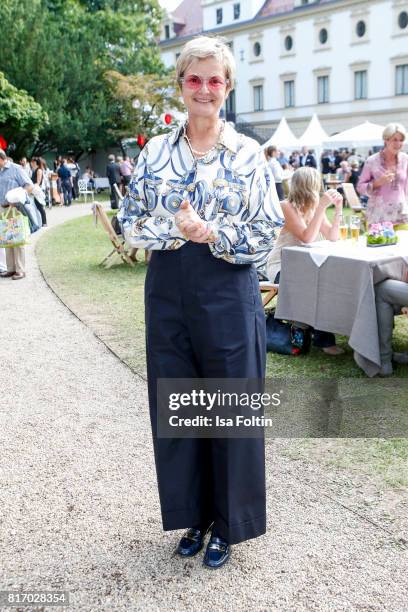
[349,215,360,243]
[339,215,348,240]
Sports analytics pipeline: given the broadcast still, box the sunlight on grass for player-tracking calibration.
[36,213,408,488]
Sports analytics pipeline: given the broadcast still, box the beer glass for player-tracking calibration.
[339,215,348,240]
[349,215,360,242]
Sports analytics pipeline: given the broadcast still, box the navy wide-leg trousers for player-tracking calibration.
[145,242,267,545]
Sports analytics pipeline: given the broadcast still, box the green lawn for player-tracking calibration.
[36,213,408,488]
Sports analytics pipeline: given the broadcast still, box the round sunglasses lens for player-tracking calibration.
[185,76,201,89]
[208,79,224,89]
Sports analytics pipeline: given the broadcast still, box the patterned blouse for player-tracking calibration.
[118,121,283,268]
[357,150,408,225]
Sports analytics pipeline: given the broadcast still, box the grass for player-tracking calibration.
[36,212,408,489]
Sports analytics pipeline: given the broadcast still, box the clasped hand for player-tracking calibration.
[175,200,213,243]
[320,189,343,211]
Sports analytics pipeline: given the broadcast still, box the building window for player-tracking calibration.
[284,35,293,51]
[356,20,366,37]
[398,11,408,29]
[317,75,329,103]
[253,85,264,111]
[226,90,236,120]
[233,3,240,20]
[319,28,328,44]
[396,64,408,95]
[284,80,295,107]
[354,70,367,99]
[164,24,170,40]
[216,8,223,24]
[253,42,262,57]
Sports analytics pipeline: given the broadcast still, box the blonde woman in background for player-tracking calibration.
[358,123,408,227]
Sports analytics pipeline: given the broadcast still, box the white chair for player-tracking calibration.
[78,179,94,203]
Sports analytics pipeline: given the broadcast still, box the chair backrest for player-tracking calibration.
[93,203,121,245]
[78,179,89,192]
[341,182,361,208]
[113,183,124,201]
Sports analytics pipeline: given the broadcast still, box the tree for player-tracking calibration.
[104,70,184,147]
[0,0,164,158]
[0,72,48,158]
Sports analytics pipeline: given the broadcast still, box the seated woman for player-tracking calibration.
[375,276,408,376]
[267,167,344,356]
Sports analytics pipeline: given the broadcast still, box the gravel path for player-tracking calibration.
[1,204,407,611]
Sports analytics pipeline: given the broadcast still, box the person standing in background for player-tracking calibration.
[67,157,80,200]
[119,155,134,196]
[0,148,33,279]
[106,154,121,209]
[57,158,73,206]
[265,146,284,201]
[19,157,32,178]
[357,123,408,226]
[299,146,317,168]
[30,157,47,226]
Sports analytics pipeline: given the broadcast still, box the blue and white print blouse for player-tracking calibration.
[118,121,283,267]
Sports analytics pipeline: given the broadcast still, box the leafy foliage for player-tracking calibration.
[0,0,164,158]
[0,71,48,155]
[105,70,184,143]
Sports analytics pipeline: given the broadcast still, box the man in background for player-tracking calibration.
[299,146,317,168]
[106,154,121,209]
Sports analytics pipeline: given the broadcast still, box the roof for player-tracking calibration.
[163,0,340,44]
[171,0,203,38]
[258,0,295,18]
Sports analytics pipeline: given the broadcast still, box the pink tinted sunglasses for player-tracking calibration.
[180,74,230,91]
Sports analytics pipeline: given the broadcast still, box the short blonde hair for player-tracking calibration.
[176,36,236,90]
[382,122,406,141]
[288,167,322,213]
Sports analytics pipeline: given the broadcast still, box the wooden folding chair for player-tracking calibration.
[113,185,149,264]
[260,281,279,307]
[341,183,364,213]
[93,202,135,267]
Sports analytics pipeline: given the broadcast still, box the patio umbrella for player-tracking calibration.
[323,121,385,148]
[262,117,300,150]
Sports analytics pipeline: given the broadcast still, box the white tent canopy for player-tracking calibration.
[262,117,300,150]
[298,114,328,148]
[323,121,385,148]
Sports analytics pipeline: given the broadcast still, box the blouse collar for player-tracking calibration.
[169,120,241,154]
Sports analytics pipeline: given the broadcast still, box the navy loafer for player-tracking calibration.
[203,534,230,569]
[176,526,210,557]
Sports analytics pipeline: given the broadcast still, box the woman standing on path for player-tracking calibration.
[119,36,282,569]
[30,157,47,226]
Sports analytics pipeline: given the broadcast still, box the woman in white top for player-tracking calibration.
[267,166,344,355]
[265,145,284,201]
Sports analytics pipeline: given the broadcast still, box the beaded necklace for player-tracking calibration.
[184,121,224,158]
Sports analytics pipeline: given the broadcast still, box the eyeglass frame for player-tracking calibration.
[178,75,231,90]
